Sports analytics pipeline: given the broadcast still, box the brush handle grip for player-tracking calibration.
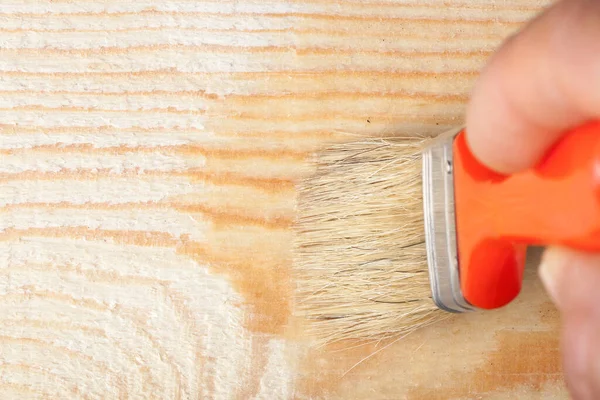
[454,121,600,310]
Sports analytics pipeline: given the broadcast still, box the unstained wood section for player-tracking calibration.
[0,1,566,399]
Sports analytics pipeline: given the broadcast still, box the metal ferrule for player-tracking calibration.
[422,127,477,313]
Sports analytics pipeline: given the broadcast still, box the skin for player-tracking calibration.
[465,0,600,398]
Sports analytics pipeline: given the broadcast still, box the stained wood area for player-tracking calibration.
[0,1,566,399]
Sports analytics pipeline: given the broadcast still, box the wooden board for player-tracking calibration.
[0,0,567,398]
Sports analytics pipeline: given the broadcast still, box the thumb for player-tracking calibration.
[540,247,600,399]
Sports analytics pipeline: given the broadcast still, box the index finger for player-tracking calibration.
[466,0,600,174]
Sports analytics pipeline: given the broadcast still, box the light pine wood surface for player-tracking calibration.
[0,1,568,399]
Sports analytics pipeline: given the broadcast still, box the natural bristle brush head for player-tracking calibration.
[293,136,449,346]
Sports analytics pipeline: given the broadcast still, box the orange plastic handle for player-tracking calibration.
[454,121,600,310]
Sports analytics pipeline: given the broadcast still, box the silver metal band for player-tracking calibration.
[422,127,476,313]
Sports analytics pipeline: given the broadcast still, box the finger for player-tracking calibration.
[562,315,599,400]
[466,0,600,174]
[540,247,600,399]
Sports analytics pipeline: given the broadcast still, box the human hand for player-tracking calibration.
[465,1,600,398]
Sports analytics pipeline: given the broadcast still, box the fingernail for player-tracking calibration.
[539,247,569,307]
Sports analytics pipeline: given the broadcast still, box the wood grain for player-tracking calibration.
[0,1,565,399]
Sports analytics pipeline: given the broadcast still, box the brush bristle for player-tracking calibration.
[293,137,449,345]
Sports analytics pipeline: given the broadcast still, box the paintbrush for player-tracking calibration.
[293,122,600,346]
